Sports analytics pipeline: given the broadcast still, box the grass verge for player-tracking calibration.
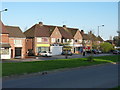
[2,55,120,76]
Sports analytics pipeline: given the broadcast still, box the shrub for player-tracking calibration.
[100,42,114,53]
[87,55,94,62]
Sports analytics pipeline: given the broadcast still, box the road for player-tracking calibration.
[2,53,114,63]
[38,53,113,60]
[3,63,119,88]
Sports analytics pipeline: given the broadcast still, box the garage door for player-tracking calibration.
[50,46,63,55]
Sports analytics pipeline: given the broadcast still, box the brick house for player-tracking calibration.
[24,22,83,55]
[5,26,26,58]
[59,25,83,53]
[97,36,104,43]
[24,22,64,55]
[0,21,11,59]
[81,30,104,51]
[80,30,92,51]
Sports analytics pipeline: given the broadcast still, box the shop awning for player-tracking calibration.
[1,44,11,48]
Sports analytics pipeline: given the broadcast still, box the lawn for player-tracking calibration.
[2,55,120,76]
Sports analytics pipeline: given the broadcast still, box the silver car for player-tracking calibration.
[38,51,52,57]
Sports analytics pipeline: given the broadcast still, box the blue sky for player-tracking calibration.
[1,2,118,40]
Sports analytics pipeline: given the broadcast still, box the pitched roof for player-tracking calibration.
[24,24,56,37]
[58,27,73,39]
[5,26,26,38]
[43,25,56,35]
[24,24,74,39]
[82,34,89,40]
[0,21,9,34]
[24,25,35,37]
[35,24,51,37]
[66,27,78,37]
[97,36,104,41]
[90,34,98,41]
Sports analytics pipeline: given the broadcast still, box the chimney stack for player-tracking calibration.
[81,30,84,35]
[39,22,43,26]
[89,31,92,34]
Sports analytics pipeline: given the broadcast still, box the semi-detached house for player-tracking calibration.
[1,21,11,59]
[24,22,83,55]
[5,26,26,58]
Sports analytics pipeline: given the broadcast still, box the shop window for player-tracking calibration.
[37,47,49,52]
[0,48,9,55]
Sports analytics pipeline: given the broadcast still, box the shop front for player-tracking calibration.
[73,44,83,54]
[1,44,11,59]
[36,44,50,53]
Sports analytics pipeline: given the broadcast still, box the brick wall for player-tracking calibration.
[25,38,33,55]
[1,34,9,43]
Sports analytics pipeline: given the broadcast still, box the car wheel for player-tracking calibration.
[45,54,47,57]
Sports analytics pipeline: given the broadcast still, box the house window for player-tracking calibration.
[71,39,73,43]
[65,39,67,42]
[79,39,82,43]
[67,39,69,42]
[88,40,91,43]
[42,38,48,42]
[14,40,22,45]
[57,39,61,43]
[51,38,56,42]
[37,38,42,42]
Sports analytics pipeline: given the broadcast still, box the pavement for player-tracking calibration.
[2,63,119,88]
[2,53,113,63]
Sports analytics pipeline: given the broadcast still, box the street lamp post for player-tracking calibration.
[0,9,8,20]
[0,9,8,13]
[98,25,104,36]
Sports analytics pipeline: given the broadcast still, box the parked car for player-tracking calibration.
[92,49,98,54]
[61,50,72,56]
[112,50,120,54]
[38,51,52,57]
[96,50,102,54]
[92,49,102,54]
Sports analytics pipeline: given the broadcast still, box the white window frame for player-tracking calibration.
[51,38,56,43]
[14,39,22,45]
[37,38,42,42]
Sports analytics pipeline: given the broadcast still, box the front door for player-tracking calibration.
[15,47,22,58]
[11,49,13,58]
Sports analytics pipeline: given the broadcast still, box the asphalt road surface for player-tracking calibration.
[3,63,119,88]
[2,53,114,63]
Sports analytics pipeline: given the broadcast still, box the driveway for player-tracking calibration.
[2,63,119,88]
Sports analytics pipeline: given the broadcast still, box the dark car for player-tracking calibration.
[61,50,72,56]
[113,50,120,54]
[92,49,98,54]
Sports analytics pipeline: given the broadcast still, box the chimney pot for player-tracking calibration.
[81,30,84,34]
[39,22,43,26]
[63,25,66,28]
